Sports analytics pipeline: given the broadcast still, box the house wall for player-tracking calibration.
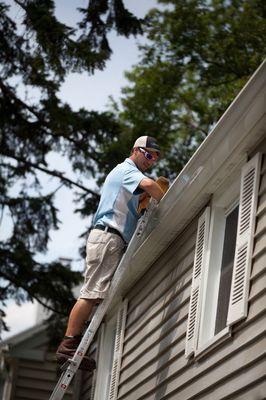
[116,144,266,400]
[10,354,72,400]
[6,329,82,400]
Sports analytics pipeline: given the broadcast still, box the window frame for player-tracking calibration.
[185,153,262,358]
[198,197,240,352]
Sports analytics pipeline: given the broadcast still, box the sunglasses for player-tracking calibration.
[139,147,158,161]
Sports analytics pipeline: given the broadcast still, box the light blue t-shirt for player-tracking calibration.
[93,158,146,243]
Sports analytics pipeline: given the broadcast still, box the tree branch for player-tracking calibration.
[0,77,102,163]
[0,269,70,316]
[2,152,100,198]
[0,282,11,298]
[13,0,27,12]
[200,56,242,79]
[0,77,39,120]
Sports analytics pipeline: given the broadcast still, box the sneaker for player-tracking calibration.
[56,336,96,371]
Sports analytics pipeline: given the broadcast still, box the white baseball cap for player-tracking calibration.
[133,136,160,153]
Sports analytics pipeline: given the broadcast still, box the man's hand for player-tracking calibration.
[138,176,169,214]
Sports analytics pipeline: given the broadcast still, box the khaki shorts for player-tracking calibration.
[79,229,125,300]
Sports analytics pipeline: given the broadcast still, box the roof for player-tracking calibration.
[1,323,46,347]
[107,59,266,312]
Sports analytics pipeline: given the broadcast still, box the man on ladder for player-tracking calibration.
[56,136,168,371]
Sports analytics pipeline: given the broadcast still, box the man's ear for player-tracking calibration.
[132,147,139,156]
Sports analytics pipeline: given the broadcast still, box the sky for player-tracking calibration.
[1,0,158,340]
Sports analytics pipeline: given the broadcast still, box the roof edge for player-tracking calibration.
[106,59,266,311]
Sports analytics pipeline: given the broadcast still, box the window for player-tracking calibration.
[185,153,261,357]
[198,203,239,349]
[215,205,239,335]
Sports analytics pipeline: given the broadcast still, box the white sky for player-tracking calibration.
[1,0,158,340]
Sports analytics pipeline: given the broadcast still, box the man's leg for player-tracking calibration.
[56,298,99,370]
[56,230,124,370]
[65,298,98,336]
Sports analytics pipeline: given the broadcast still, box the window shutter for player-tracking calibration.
[108,299,128,400]
[185,207,210,358]
[227,153,261,326]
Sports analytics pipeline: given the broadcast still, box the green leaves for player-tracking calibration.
[0,239,81,315]
[117,0,266,178]
[7,193,58,252]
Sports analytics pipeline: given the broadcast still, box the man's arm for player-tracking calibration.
[139,178,164,202]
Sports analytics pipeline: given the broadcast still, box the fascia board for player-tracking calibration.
[107,60,266,311]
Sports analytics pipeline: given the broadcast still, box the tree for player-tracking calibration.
[0,0,143,332]
[116,0,266,179]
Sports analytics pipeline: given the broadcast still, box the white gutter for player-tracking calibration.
[107,60,266,311]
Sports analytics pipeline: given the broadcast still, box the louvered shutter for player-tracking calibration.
[185,207,210,358]
[108,299,128,400]
[227,153,261,326]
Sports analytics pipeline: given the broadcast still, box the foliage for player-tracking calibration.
[117,0,266,179]
[0,0,143,331]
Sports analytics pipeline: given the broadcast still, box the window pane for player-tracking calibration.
[215,205,239,334]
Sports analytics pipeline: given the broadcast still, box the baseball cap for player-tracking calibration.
[133,136,160,153]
